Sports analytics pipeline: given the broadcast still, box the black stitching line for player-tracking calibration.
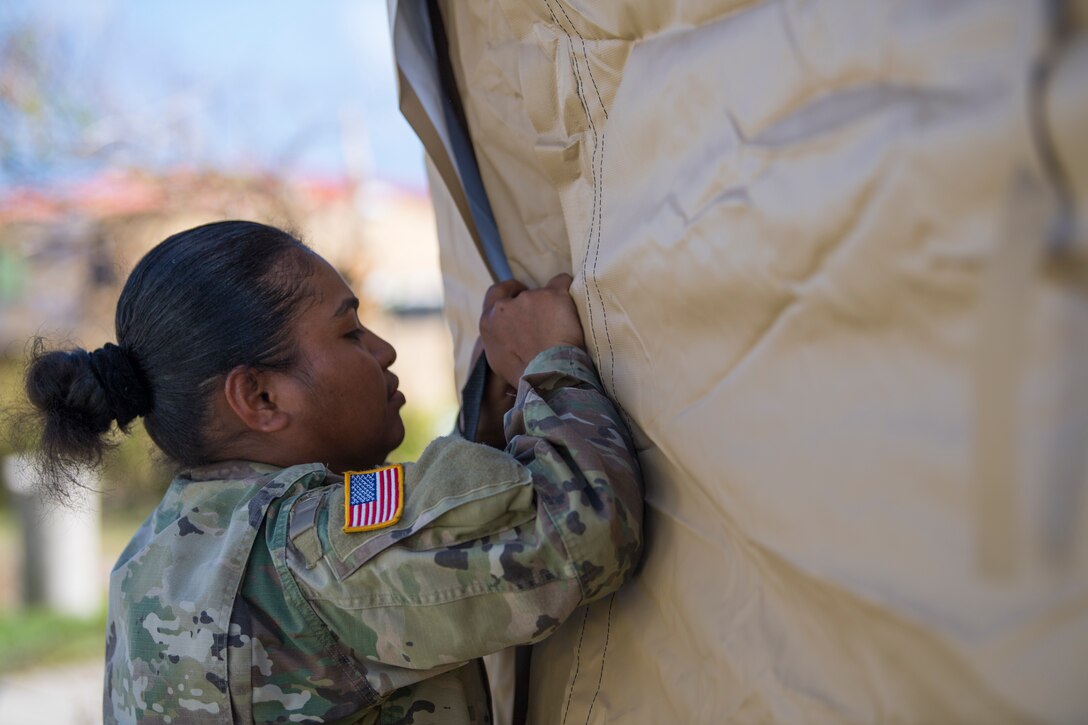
[546,1,619,401]
[544,0,604,371]
[568,15,619,406]
[542,10,604,722]
[544,0,621,408]
[543,0,598,139]
[584,594,616,725]
[550,0,608,119]
[590,121,618,402]
[561,607,591,725]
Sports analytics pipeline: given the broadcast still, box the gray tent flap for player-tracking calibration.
[388,0,511,282]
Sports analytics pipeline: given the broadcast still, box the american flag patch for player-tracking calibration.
[343,464,404,533]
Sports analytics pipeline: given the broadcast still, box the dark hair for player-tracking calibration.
[25,221,316,479]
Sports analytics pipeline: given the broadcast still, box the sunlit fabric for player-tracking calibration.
[392,0,1088,721]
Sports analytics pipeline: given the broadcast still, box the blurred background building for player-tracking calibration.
[0,2,456,720]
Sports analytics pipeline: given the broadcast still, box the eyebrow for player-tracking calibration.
[332,296,360,318]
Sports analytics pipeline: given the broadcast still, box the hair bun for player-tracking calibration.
[88,343,152,426]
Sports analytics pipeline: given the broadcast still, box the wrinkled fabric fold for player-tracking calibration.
[394,0,1088,721]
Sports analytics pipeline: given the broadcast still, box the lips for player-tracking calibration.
[386,373,400,401]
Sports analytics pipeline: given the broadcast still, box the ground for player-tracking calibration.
[0,661,103,724]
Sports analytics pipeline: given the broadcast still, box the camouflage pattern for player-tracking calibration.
[103,345,643,723]
[103,459,336,723]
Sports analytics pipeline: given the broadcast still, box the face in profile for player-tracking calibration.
[279,257,406,472]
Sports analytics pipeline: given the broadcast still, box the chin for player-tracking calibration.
[386,424,406,460]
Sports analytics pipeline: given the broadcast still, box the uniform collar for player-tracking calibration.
[180,459,287,482]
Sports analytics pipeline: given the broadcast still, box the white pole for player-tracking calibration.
[3,454,102,617]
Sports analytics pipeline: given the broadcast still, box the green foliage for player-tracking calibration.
[0,359,20,430]
[0,511,141,673]
[0,607,107,673]
[0,359,26,510]
[387,404,457,463]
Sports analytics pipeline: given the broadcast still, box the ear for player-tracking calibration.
[223,366,290,433]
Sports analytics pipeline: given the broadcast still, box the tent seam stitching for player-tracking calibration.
[561,606,591,724]
[543,6,620,722]
[584,593,616,724]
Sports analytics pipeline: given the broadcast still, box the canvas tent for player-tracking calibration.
[388,1,1088,721]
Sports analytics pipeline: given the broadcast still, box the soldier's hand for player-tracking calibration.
[480,274,586,384]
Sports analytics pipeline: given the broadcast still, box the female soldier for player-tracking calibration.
[24,221,643,724]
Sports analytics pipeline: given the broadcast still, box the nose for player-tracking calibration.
[368,330,397,369]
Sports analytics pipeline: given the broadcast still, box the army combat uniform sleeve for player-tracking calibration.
[273,345,642,700]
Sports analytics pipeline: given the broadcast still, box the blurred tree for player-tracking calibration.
[0,7,96,188]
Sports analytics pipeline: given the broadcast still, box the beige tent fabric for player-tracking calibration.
[394,1,1088,721]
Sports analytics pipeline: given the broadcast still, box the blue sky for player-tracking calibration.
[1,0,427,189]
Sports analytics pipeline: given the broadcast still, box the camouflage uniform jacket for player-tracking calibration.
[104,345,643,723]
